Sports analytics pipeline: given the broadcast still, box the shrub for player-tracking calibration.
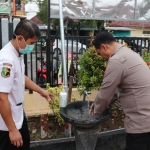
[77,46,107,95]
[142,48,150,68]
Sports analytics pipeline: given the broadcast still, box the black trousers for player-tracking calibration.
[126,132,150,150]
[0,117,30,150]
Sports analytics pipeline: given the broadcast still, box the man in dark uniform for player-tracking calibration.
[90,32,150,150]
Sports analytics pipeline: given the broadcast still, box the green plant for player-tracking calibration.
[46,83,79,126]
[77,46,107,95]
[142,48,150,67]
[46,84,64,126]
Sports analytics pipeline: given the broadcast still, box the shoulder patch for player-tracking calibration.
[1,67,11,78]
[3,63,12,67]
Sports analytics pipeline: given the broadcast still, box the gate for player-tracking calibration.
[0,18,149,88]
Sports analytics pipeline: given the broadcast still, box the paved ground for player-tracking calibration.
[24,89,97,117]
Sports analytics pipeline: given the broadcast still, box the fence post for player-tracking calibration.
[9,23,13,41]
[1,18,9,47]
[0,20,2,49]
[13,18,20,31]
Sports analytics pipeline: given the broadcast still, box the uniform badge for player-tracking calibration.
[3,63,12,67]
[1,67,11,78]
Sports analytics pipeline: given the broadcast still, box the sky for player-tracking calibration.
[25,2,39,19]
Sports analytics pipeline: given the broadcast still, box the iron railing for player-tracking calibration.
[0,22,149,87]
[24,36,90,87]
[24,36,149,87]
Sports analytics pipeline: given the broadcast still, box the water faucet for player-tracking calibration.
[83,91,91,101]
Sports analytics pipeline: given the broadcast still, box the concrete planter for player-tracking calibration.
[30,128,126,150]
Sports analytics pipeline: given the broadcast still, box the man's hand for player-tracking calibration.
[40,89,55,103]
[9,128,23,147]
[25,76,54,103]
[89,103,94,116]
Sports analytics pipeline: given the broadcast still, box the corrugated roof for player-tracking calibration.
[106,27,135,31]
[106,21,150,28]
[31,16,42,24]
[25,0,150,22]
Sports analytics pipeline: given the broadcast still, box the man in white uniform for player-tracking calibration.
[0,19,54,150]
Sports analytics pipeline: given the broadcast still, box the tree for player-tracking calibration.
[26,0,59,25]
[26,0,48,24]
[36,0,47,24]
[51,17,110,36]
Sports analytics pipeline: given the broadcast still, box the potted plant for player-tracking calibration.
[77,45,107,95]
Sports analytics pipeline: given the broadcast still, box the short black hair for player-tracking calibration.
[93,32,116,49]
[13,19,41,41]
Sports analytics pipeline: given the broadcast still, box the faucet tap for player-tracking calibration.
[83,91,91,101]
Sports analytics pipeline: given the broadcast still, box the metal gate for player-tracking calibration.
[0,18,149,88]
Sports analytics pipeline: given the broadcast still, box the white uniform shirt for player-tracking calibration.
[0,42,25,131]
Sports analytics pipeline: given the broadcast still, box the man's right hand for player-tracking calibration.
[9,128,23,147]
[89,103,94,116]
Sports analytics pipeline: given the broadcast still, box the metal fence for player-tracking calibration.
[30,35,149,87]
[25,36,90,87]
[0,19,149,87]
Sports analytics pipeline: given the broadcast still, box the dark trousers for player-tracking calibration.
[126,132,150,150]
[0,117,30,150]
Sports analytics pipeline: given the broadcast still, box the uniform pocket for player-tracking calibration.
[11,105,23,123]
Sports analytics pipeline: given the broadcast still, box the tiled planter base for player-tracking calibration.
[30,128,126,150]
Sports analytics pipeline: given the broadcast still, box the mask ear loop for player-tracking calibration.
[14,33,26,43]
[13,33,27,50]
[13,33,22,52]
[13,33,17,37]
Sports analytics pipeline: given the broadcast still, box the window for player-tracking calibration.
[143,31,150,34]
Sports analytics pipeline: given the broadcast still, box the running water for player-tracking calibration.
[87,100,90,110]
[75,126,100,150]
[87,100,90,119]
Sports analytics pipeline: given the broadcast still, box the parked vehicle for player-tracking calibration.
[36,38,56,52]
[124,38,148,56]
[36,38,46,51]
[53,39,87,54]
[53,55,61,80]
[68,56,79,83]
[37,56,47,85]
[37,55,61,84]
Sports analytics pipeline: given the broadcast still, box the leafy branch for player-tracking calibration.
[46,83,79,126]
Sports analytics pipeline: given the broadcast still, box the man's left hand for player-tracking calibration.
[40,90,54,103]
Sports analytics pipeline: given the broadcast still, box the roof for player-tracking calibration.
[105,27,135,31]
[106,21,150,28]
[25,0,150,22]
[30,15,42,24]
[78,27,135,31]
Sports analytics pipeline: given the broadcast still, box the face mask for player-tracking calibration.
[14,33,35,54]
[19,44,35,54]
